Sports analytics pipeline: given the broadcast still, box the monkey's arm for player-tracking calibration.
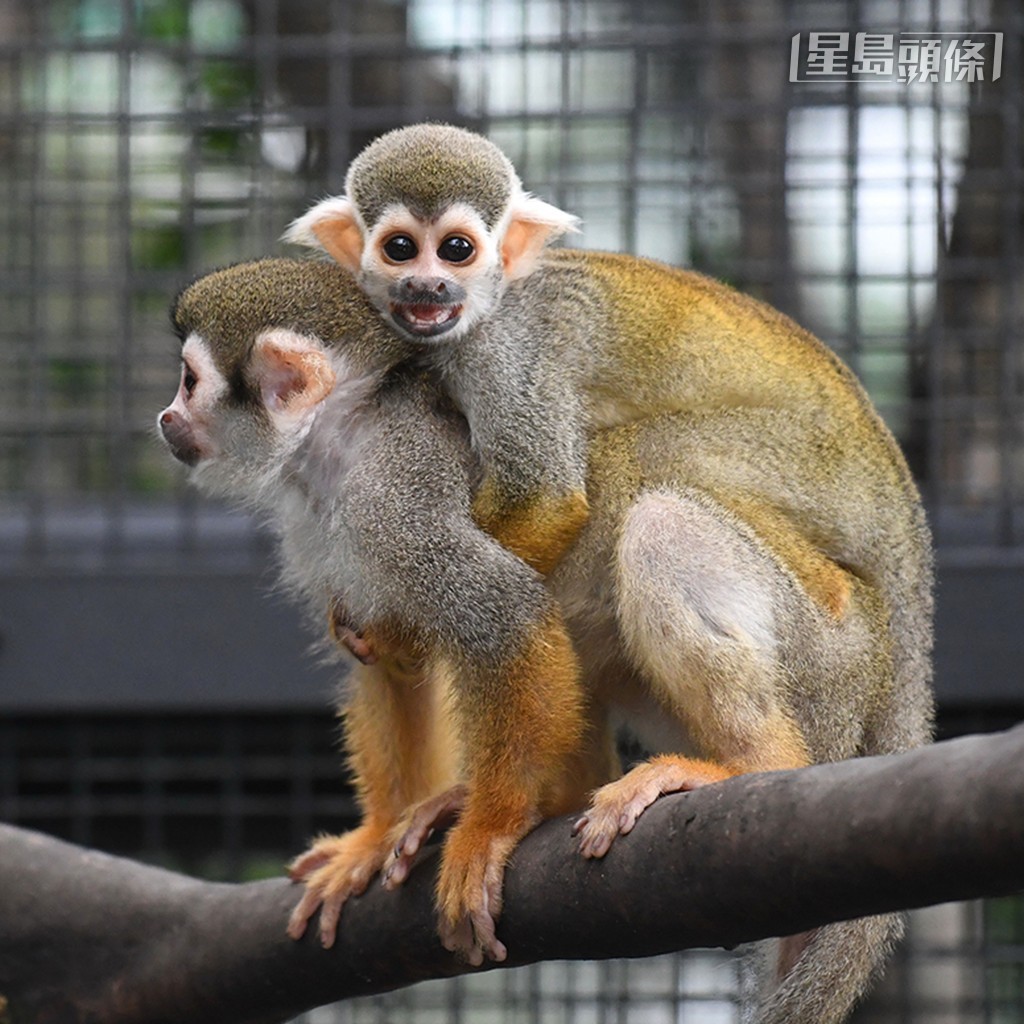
[471,472,590,577]
[440,341,591,576]
[298,380,588,963]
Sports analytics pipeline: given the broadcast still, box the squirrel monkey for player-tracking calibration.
[284,123,589,578]
[157,258,933,1023]
[158,260,590,967]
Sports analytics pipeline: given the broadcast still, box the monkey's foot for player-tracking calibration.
[436,819,534,966]
[287,823,393,947]
[381,784,468,890]
[572,755,732,859]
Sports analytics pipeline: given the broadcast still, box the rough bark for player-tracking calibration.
[2,726,1023,1024]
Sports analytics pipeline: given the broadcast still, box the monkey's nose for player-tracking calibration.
[402,276,451,299]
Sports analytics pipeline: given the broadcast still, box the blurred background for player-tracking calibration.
[0,0,1022,1021]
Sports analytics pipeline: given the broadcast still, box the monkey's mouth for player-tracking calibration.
[159,415,203,466]
[165,439,202,467]
[390,303,463,337]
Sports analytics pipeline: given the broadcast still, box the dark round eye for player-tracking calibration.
[183,366,198,398]
[437,236,474,263]
[383,235,418,262]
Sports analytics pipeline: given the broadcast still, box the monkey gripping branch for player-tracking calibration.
[1,725,1023,1024]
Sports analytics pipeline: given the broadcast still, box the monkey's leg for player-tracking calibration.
[383,695,617,891]
[435,605,586,966]
[579,489,900,1022]
[288,654,457,947]
[575,489,812,858]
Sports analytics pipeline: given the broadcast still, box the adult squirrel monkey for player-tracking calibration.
[158,257,932,1023]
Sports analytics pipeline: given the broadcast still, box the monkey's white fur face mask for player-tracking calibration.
[284,187,580,346]
[157,330,374,508]
[356,202,504,344]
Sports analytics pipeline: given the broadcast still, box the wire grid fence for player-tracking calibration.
[1,0,1023,1021]
[2,0,1022,564]
[0,708,1020,1023]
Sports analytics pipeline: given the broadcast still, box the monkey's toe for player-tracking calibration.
[575,756,733,858]
[286,825,395,945]
[383,784,469,890]
[436,825,520,965]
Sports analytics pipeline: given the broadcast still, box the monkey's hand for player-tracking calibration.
[435,813,538,966]
[572,755,733,859]
[287,821,395,947]
[381,783,468,891]
[327,596,379,665]
[471,482,589,576]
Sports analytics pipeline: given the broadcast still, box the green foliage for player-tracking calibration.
[201,60,257,109]
[133,224,187,270]
[48,358,107,407]
[136,0,190,43]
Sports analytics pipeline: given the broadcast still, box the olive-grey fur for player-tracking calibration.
[345,123,519,228]
[167,255,934,1024]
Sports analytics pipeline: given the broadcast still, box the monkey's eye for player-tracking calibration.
[183,365,198,398]
[437,236,474,263]
[383,235,418,262]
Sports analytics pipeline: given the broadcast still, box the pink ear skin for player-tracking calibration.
[253,337,337,419]
[310,201,364,273]
[500,197,580,281]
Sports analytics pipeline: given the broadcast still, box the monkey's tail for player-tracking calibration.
[742,913,905,1024]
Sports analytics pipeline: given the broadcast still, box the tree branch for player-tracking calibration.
[2,726,1023,1024]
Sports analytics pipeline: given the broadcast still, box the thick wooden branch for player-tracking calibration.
[2,726,1023,1024]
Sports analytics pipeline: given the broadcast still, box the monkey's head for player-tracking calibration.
[284,123,579,343]
[157,259,388,501]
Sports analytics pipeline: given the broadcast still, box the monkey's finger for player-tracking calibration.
[395,826,431,860]
[288,851,329,881]
[576,824,616,859]
[402,784,469,848]
[382,783,470,889]
[339,629,378,665]
[318,894,346,949]
[381,844,424,889]
[439,914,481,966]
[286,887,324,940]
[475,859,508,962]
[575,808,624,858]
[470,907,507,964]
[287,833,343,880]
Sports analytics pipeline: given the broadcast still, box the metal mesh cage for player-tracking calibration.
[1,1,1022,1021]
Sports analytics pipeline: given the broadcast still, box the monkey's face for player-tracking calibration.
[359,202,505,343]
[158,336,233,467]
[157,330,337,501]
[284,185,579,344]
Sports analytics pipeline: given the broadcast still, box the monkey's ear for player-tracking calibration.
[500,195,581,281]
[252,331,337,427]
[283,198,365,273]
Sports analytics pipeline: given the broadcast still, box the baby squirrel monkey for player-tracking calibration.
[284,122,589,579]
[158,257,933,1024]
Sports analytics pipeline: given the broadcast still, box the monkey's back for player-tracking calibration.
[535,248,934,757]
